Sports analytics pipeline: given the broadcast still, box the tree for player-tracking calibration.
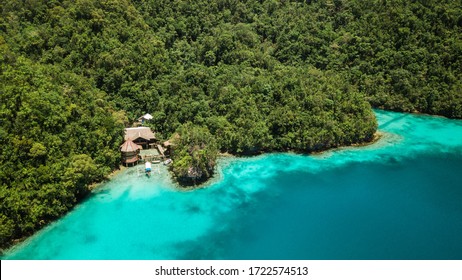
[170,124,218,185]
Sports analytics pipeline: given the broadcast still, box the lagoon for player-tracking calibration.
[3,110,462,259]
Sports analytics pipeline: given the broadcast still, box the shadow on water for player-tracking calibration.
[379,113,408,129]
[4,110,462,260]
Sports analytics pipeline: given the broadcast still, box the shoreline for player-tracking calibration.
[373,107,461,120]
[1,165,129,254]
[88,165,128,191]
[349,131,383,148]
[174,131,383,190]
[308,132,383,156]
[1,131,383,254]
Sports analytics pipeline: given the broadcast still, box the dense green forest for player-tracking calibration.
[1,0,461,250]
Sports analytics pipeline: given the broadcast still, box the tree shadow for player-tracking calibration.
[379,113,408,129]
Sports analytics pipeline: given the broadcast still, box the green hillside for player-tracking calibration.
[1,0,460,249]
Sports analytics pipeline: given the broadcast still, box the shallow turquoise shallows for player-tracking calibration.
[3,110,462,260]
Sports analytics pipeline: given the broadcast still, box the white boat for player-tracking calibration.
[145,161,152,172]
[163,158,172,165]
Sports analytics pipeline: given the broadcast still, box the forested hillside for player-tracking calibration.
[1,0,461,249]
[0,49,125,247]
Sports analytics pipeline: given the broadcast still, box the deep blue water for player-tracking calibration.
[3,110,462,259]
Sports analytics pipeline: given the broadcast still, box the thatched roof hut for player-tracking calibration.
[124,127,155,141]
[120,139,142,152]
[120,139,142,166]
[124,127,156,148]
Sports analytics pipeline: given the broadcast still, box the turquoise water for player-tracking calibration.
[3,110,462,259]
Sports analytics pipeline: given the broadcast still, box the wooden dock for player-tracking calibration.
[139,148,164,162]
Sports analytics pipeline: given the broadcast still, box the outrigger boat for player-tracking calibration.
[145,161,152,177]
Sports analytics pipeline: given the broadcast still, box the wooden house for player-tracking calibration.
[124,127,156,149]
[120,139,141,166]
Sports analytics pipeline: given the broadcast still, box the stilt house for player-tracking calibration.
[120,139,141,166]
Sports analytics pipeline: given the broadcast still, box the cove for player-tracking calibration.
[3,110,462,260]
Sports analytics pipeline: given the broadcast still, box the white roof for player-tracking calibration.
[139,113,153,120]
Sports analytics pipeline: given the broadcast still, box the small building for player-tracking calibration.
[124,127,156,149]
[162,133,179,157]
[120,139,141,166]
[157,144,165,157]
[138,113,153,124]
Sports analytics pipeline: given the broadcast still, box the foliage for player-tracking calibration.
[170,124,218,185]
[0,51,123,249]
[1,0,460,249]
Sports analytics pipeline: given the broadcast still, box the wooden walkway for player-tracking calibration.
[139,148,165,162]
